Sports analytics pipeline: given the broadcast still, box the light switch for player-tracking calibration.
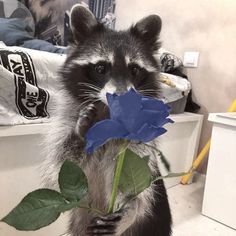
[183,51,199,68]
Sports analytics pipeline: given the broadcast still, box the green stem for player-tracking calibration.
[118,172,187,211]
[79,205,104,215]
[143,143,170,172]
[57,201,103,215]
[107,147,127,214]
[153,172,187,182]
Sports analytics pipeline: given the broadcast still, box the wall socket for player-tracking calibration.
[183,51,199,68]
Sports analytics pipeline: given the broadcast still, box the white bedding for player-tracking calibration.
[0,44,66,125]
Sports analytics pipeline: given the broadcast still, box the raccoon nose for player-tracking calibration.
[115,86,128,95]
[114,81,129,95]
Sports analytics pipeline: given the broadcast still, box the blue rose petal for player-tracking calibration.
[141,96,170,111]
[107,89,142,128]
[86,119,128,153]
[144,110,174,127]
[126,123,167,143]
[106,93,120,120]
[85,89,174,153]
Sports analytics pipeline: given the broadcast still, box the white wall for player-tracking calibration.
[116,0,236,173]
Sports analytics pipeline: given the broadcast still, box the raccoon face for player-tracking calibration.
[61,4,162,109]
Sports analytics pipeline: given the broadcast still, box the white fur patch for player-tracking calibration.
[127,84,134,90]
[73,53,114,66]
[99,81,134,104]
[73,55,105,66]
[40,88,78,187]
[125,55,130,65]
[108,53,115,65]
[125,55,157,72]
[135,58,157,72]
[99,80,117,104]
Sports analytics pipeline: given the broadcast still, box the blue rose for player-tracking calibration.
[85,89,173,154]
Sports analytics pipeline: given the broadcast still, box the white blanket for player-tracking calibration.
[0,44,66,125]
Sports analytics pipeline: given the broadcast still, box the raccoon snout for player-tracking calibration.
[115,81,134,96]
[99,80,133,104]
[115,82,129,95]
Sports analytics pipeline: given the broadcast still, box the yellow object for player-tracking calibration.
[180,99,236,185]
[159,74,176,88]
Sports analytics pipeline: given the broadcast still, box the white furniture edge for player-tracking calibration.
[201,112,236,229]
[170,112,203,123]
[208,112,236,127]
[0,112,203,138]
[171,112,203,172]
[0,123,50,137]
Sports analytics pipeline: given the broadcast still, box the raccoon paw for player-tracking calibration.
[86,212,123,235]
[75,104,97,139]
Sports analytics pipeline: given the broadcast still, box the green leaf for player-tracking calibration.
[55,201,82,213]
[143,155,150,164]
[119,149,152,196]
[118,172,187,211]
[59,160,88,202]
[1,189,66,231]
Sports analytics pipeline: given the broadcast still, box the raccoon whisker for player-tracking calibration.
[78,92,96,96]
[137,89,158,95]
[80,91,100,96]
[138,89,158,93]
[84,78,101,85]
[78,99,96,109]
[137,89,158,97]
[78,94,99,100]
[141,93,156,97]
[78,87,100,93]
[80,85,100,92]
[139,91,157,95]
[78,82,101,92]
[78,90,100,98]
[77,94,101,106]
[78,88,98,93]
[137,85,158,90]
[137,81,159,88]
[78,98,97,106]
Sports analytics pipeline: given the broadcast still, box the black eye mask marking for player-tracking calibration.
[94,62,108,75]
[129,64,141,77]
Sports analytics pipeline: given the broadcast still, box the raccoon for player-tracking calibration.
[42,4,172,236]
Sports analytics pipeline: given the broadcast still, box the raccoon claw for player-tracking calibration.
[86,212,123,235]
[75,104,97,138]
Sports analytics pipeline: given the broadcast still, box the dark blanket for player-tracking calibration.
[159,49,200,113]
[0,18,66,54]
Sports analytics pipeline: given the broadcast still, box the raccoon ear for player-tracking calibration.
[131,15,162,49]
[70,4,100,43]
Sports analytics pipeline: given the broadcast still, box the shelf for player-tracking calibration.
[208,112,236,127]
[0,123,50,137]
[0,112,203,138]
[170,112,203,123]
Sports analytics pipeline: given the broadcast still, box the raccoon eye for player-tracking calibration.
[130,65,140,76]
[94,63,107,75]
